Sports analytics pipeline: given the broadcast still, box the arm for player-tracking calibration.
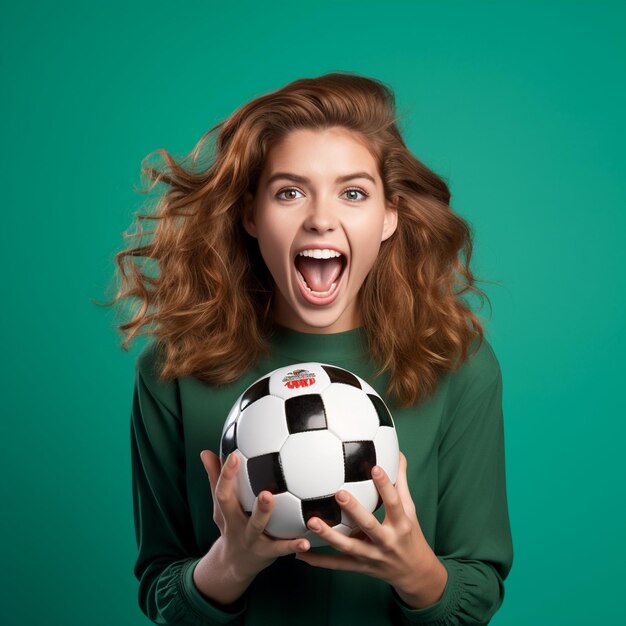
[131,345,310,624]
[292,343,513,624]
[192,450,310,605]
[394,358,514,624]
[130,349,247,625]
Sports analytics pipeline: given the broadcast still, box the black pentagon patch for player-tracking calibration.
[240,377,270,411]
[220,422,237,464]
[368,394,394,427]
[284,394,327,433]
[322,365,361,389]
[343,440,377,482]
[301,495,342,527]
[247,453,287,495]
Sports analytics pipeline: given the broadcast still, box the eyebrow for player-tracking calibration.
[265,171,377,186]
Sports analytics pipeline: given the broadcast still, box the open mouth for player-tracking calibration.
[294,248,347,304]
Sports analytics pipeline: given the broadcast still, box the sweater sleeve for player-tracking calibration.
[393,343,514,625]
[130,344,247,625]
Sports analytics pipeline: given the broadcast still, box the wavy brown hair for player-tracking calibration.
[102,71,493,408]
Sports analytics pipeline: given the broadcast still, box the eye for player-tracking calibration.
[342,187,369,201]
[276,187,304,201]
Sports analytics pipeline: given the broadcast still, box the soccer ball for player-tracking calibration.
[219,362,400,546]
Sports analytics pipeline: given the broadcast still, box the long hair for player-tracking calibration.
[102,72,492,408]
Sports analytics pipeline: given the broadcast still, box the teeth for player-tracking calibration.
[298,249,342,259]
[308,282,337,296]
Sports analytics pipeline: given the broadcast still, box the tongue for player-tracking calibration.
[295,257,343,292]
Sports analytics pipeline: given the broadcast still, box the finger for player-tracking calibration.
[395,452,418,520]
[371,464,406,525]
[200,450,221,495]
[306,516,379,560]
[213,452,246,521]
[245,490,275,538]
[295,551,367,573]
[200,450,224,525]
[288,537,311,553]
[276,537,311,557]
[260,536,311,559]
[245,492,311,555]
[333,489,387,545]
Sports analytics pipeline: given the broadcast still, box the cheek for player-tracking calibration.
[350,224,386,279]
[256,224,293,275]
[354,246,382,282]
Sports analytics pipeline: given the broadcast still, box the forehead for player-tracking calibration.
[261,127,380,182]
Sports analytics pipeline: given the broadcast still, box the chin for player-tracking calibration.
[293,306,358,334]
[273,279,360,333]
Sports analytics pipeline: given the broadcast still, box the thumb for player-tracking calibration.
[201,450,221,485]
[200,450,224,524]
[395,452,418,521]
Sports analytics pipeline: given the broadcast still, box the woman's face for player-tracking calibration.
[243,126,397,334]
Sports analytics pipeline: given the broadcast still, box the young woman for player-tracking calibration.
[111,72,513,625]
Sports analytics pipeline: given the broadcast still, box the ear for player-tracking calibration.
[241,191,258,238]
[381,201,398,242]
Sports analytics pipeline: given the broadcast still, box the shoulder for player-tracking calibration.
[435,336,504,446]
[135,340,163,381]
[134,341,180,416]
[441,335,503,406]
[434,336,506,456]
[460,335,501,385]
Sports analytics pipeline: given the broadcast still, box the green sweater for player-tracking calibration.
[130,325,513,625]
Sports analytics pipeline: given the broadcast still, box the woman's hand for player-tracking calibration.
[295,452,448,610]
[192,450,310,605]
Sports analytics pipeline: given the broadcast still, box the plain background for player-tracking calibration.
[2,1,624,624]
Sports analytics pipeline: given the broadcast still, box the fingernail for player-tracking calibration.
[308,519,321,532]
[260,492,270,505]
[336,490,349,504]
[228,454,237,467]
[372,466,382,478]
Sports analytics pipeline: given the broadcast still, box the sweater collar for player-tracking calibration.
[267,323,369,362]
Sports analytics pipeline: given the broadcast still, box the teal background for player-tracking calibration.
[2,1,624,624]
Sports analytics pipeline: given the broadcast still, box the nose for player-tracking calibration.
[302,199,338,234]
